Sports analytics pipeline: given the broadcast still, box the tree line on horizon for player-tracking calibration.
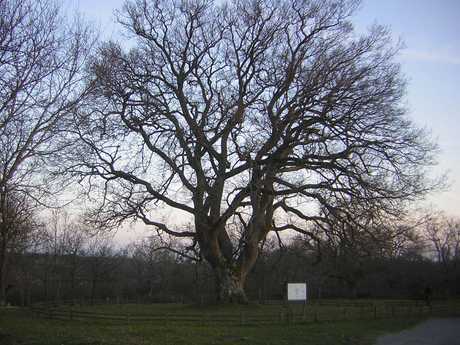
[4,210,459,306]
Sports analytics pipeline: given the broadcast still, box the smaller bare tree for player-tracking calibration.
[84,237,123,303]
[0,0,94,304]
[424,214,460,268]
[0,190,40,305]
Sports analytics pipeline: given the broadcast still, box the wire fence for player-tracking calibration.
[29,299,460,326]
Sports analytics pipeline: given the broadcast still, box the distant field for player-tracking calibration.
[0,307,427,345]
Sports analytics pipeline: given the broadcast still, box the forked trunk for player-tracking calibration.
[215,265,248,304]
[198,222,262,304]
[212,240,260,304]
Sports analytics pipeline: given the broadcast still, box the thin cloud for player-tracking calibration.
[401,49,460,65]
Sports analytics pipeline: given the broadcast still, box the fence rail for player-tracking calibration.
[29,299,460,326]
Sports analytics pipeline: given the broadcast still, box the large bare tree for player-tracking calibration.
[70,0,437,302]
[0,0,93,305]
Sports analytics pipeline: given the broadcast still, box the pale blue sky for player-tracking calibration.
[354,0,460,216]
[65,0,460,220]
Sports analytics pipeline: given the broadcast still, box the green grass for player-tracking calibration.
[0,305,430,345]
[38,299,457,325]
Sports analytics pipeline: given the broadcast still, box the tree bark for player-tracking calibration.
[197,214,270,304]
[197,226,249,304]
[214,265,248,304]
[90,278,96,304]
[199,229,264,304]
[0,234,7,306]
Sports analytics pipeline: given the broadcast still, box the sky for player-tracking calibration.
[354,0,460,216]
[63,0,460,242]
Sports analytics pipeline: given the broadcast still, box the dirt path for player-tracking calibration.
[376,318,460,345]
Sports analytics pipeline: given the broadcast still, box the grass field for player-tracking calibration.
[0,307,426,345]
[2,300,459,345]
[29,299,458,325]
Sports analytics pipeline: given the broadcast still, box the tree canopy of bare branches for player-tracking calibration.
[69,0,437,303]
[424,214,460,267]
[0,0,93,305]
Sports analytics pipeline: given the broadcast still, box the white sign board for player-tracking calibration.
[287,283,307,301]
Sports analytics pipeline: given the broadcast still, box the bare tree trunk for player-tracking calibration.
[20,277,25,307]
[90,278,96,304]
[0,236,7,306]
[214,265,247,304]
[70,267,76,301]
[197,226,248,304]
[69,252,81,302]
[43,272,48,301]
[201,231,261,304]
[55,278,62,303]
